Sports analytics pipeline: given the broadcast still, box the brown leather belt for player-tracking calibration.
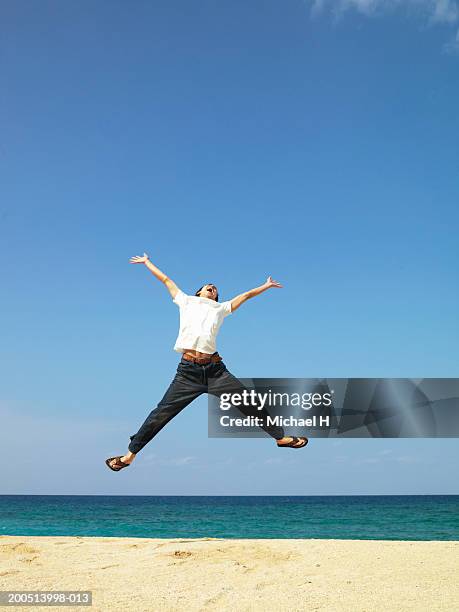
[182,352,222,365]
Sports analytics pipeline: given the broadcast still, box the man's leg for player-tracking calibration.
[128,364,206,454]
[207,364,285,440]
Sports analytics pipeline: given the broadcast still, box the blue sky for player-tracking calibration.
[1,0,458,495]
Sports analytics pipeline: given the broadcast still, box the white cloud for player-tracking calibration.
[264,456,297,465]
[307,0,459,47]
[444,25,459,50]
[142,453,197,467]
[396,454,421,463]
[431,0,459,24]
[340,0,381,16]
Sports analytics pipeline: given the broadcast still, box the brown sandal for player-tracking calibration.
[105,456,131,472]
[277,436,308,449]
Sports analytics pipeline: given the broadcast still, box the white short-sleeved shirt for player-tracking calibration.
[172,289,232,354]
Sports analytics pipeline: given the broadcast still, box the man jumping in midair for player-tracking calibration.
[106,253,308,471]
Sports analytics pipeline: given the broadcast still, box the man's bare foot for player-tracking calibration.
[276,436,308,448]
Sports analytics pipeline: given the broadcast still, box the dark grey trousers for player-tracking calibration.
[128,356,285,453]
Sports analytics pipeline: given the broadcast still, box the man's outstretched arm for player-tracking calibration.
[229,276,283,313]
[130,252,180,299]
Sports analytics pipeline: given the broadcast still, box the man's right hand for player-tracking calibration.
[129,253,178,297]
[129,252,149,264]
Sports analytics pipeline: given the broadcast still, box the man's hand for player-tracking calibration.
[129,251,180,299]
[264,275,283,289]
[129,252,150,264]
[229,276,283,312]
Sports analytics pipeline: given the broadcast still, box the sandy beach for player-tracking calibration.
[0,536,457,611]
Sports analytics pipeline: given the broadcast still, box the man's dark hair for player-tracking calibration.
[195,284,219,302]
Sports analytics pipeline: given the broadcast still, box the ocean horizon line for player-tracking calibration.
[2,493,458,497]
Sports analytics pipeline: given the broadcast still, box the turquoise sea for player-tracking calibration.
[0,495,457,540]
